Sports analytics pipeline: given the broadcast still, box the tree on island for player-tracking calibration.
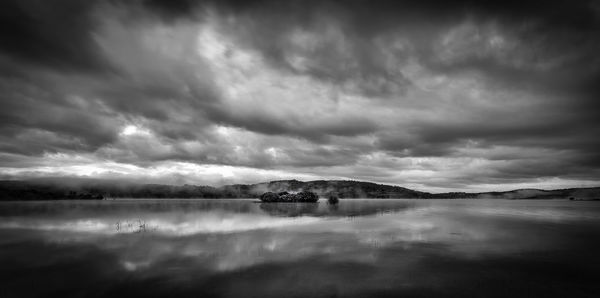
[328,194,339,205]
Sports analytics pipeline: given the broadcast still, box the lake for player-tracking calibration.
[1,199,600,297]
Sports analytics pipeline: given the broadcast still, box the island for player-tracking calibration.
[259,191,319,203]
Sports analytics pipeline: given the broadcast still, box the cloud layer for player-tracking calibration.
[1,0,599,191]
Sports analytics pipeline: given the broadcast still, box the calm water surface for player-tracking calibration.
[1,199,600,297]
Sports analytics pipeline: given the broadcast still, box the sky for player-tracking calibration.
[0,0,599,192]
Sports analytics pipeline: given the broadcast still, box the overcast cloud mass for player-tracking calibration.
[0,0,599,192]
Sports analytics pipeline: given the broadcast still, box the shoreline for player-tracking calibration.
[1,197,599,202]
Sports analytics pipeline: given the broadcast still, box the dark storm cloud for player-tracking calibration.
[0,0,599,190]
[200,0,600,158]
[205,107,379,142]
[0,0,108,72]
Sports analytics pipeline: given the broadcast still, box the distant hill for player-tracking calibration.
[0,179,599,200]
[222,180,429,199]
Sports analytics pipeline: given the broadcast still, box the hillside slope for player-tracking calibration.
[0,179,598,200]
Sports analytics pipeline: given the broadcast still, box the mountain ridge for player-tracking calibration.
[1,179,599,200]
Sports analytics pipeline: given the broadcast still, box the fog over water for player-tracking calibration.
[1,199,600,297]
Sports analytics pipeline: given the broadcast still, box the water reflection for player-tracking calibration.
[258,200,414,217]
[1,199,600,297]
[259,202,319,217]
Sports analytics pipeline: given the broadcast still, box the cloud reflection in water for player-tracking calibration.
[1,199,600,297]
